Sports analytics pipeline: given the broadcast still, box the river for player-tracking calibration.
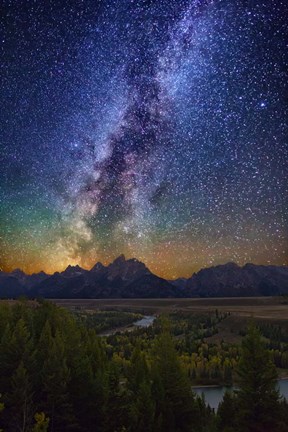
[193,379,288,410]
[133,315,155,327]
[99,316,288,411]
[99,315,155,336]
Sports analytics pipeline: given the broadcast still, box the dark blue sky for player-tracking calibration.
[1,0,287,277]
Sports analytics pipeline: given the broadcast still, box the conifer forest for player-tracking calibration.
[0,300,287,432]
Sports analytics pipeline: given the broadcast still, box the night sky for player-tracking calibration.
[1,0,287,278]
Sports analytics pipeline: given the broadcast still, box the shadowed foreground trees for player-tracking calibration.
[217,324,288,432]
[151,321,212,432]
[0,301,287,432]
[0,301,216,432]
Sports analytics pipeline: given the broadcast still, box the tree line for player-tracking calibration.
[0,300,287,432]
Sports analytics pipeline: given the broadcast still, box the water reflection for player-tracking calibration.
[193,379,288,410]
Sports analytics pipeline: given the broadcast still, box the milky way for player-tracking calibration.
[1,0,287,278]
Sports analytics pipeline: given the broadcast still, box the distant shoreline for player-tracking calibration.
[192,377,288,390]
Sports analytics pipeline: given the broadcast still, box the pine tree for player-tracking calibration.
[69,349,95,430]
[0,319,34,387]
[0,319,35,431]
[8,361,34,432]
[0,395,4,432]
[41,330,75,431]
[217,391,237,432]
[152,319,200,432]
[85,329,109,430]
[128,345,155,432]
[0,323,13,394]
[236,324,282,432]
[104,360,128,432]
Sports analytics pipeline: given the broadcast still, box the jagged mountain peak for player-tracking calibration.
[0,260,288,299]
[65,264,82,270]
[91,262,105,272]
[111,254,126,264]
[37,270,48,276]
[61,264,85,277]
[107,255,150,281]
[11,268,26,277]
[202,262,239,271]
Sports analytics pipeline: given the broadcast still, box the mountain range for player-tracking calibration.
[0,256,287,298]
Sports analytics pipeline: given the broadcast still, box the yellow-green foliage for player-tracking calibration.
[32,412,49,432]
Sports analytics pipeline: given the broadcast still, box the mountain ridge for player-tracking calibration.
[0,257,287,299]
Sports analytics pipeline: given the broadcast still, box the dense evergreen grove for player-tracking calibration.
[77,310,143,334]
[0,300,287,432]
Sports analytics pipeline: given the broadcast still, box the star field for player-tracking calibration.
[1,0,287,278]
